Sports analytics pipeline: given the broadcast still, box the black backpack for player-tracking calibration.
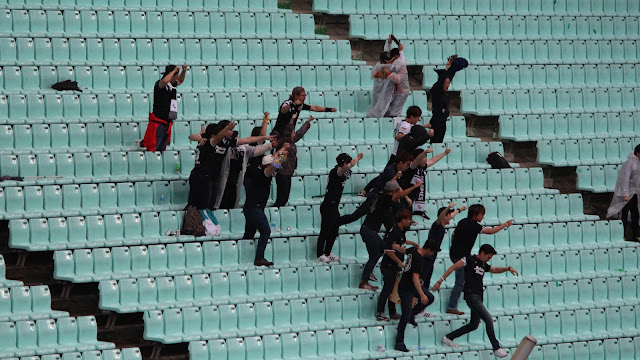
[486,151,511,169]
[51,80,82,92]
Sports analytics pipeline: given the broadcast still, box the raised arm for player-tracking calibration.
[237,135,273,146]
[158,67,179,89]
[411,148,433,168]
[481,220,513,235]
[431,259,466,292]
[392,180,423,202]
[176,65,188,86]
[209,122,235,147]
[337,153,363,177]
[426,148,451,167]
[259,112,270,137]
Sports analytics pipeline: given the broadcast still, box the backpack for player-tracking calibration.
[51,80,82,92]
[486,151,511,169]
[182,205,206,237]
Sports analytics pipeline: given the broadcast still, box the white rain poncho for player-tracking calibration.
[366,62,396,118]
[607,152,640,218]
[384,41,410,117]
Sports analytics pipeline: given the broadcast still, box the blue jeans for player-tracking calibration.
[155,123,169,152]
[242,206,271,262]
[447,257,465,311]
[360,225,384,283]
[446,293,501,350]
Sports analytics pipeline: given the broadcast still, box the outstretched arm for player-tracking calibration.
[481,220,513,235]
[392,180,423,202]
[337,153,363,177]
[431,259,466,292]
[237,135,273,146]
[426,148,451,167]
[411,148,433,168]
[309,105,337,112]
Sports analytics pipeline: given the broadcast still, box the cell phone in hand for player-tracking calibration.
[390,34,400,46]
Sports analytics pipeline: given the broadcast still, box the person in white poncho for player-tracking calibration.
[367,34,410,118]
[607,144,640,241]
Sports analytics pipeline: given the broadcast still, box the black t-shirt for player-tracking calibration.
[430,82,450,122]
[152,80,178,121]
[428,221,446,249]
[398,247,426,291]
[362,194,395,232]
[449,218,484,260]
[462,255,491,297]
[272,100,311,136]
[323,166,350,206]
[368,163,397,199]
[381,225,407,268]
[244,163,273,208]
[192,141,215,176]
[398,164,426,191]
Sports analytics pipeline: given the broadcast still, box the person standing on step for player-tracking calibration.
[141,65,188,152]
[607,144,640,241]
[446,204,512,315]
[429,55,468,144]
[376,209,420,321]
[388,106,434,165]
[271,86,336,139]
[242,145,289,267]
[398,147,451,221]
[317,152,364,263]
[394,239,441,352]
[359,180,423,291]
[384,34,410,117]
[273,115,313,207]
[433,244,518,358]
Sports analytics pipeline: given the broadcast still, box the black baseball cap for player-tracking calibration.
[336,153,353,166]
[379,51,394,64]
[163,65,177,76]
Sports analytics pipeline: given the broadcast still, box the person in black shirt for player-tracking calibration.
[359,180,423,291]
[317,152,364,263]
[446,204,512,315]
[432,244,518,358]
[376,209,419,321]
[242,145,289,267]
[186,121,236,210]
[340,151,415,227]
[421,204,466,302]
[188,120,273,210]
[429,55,468,144]
[398,147,451,221]
[141,64,188,152]
[394,239,441,352]
[271,86,337,137]
[272,115,312,207]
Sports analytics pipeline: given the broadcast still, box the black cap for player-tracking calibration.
[437,207,455,217]
[163,65,177,76]
[379,51,393,64]
[422,239,441,252]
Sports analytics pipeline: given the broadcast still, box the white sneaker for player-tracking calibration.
[326,253,341,262]
[317,255,331,263]
[442,336,460,349]
[417,310,436,318]
[494,349,508,358]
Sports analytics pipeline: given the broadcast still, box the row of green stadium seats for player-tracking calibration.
[0,316,113,358]
[1,348,142,360]
[0,65,375,94]
[461,87,640,116]
[0,117,474,156]
[189,307,640,360]
[0,10,318,39]
[423,63,640,91]
[576,164,620,193]
[313,0,639,16]
[9,193,597,251]
[0,37,360,66]
[52,220,626,283]
[0,285,67,322]
[536,137,640,167]
[145,276,640,344]
[0,90,421,122]
[0,0,280,12]
[350,14,640,41]
[499,112,640,142]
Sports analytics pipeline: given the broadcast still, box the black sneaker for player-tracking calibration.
[395,343,409,352]
[376,312,390,321]
[408,317,418,327]
[254,259,274,267]
[390,313,401,320]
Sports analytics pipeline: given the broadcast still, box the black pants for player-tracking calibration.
[338,196,374,226]
[317,202,340,257]
[377,266,400,316]
[422,255,436,288]
[188,171,214,210]
[274,173,291,207]
[622,194,640,239]
[446,294,501,350]
[429,117,446,144]
[396,286,434,345]
[219,169,241,210]
[242,206,271,262]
